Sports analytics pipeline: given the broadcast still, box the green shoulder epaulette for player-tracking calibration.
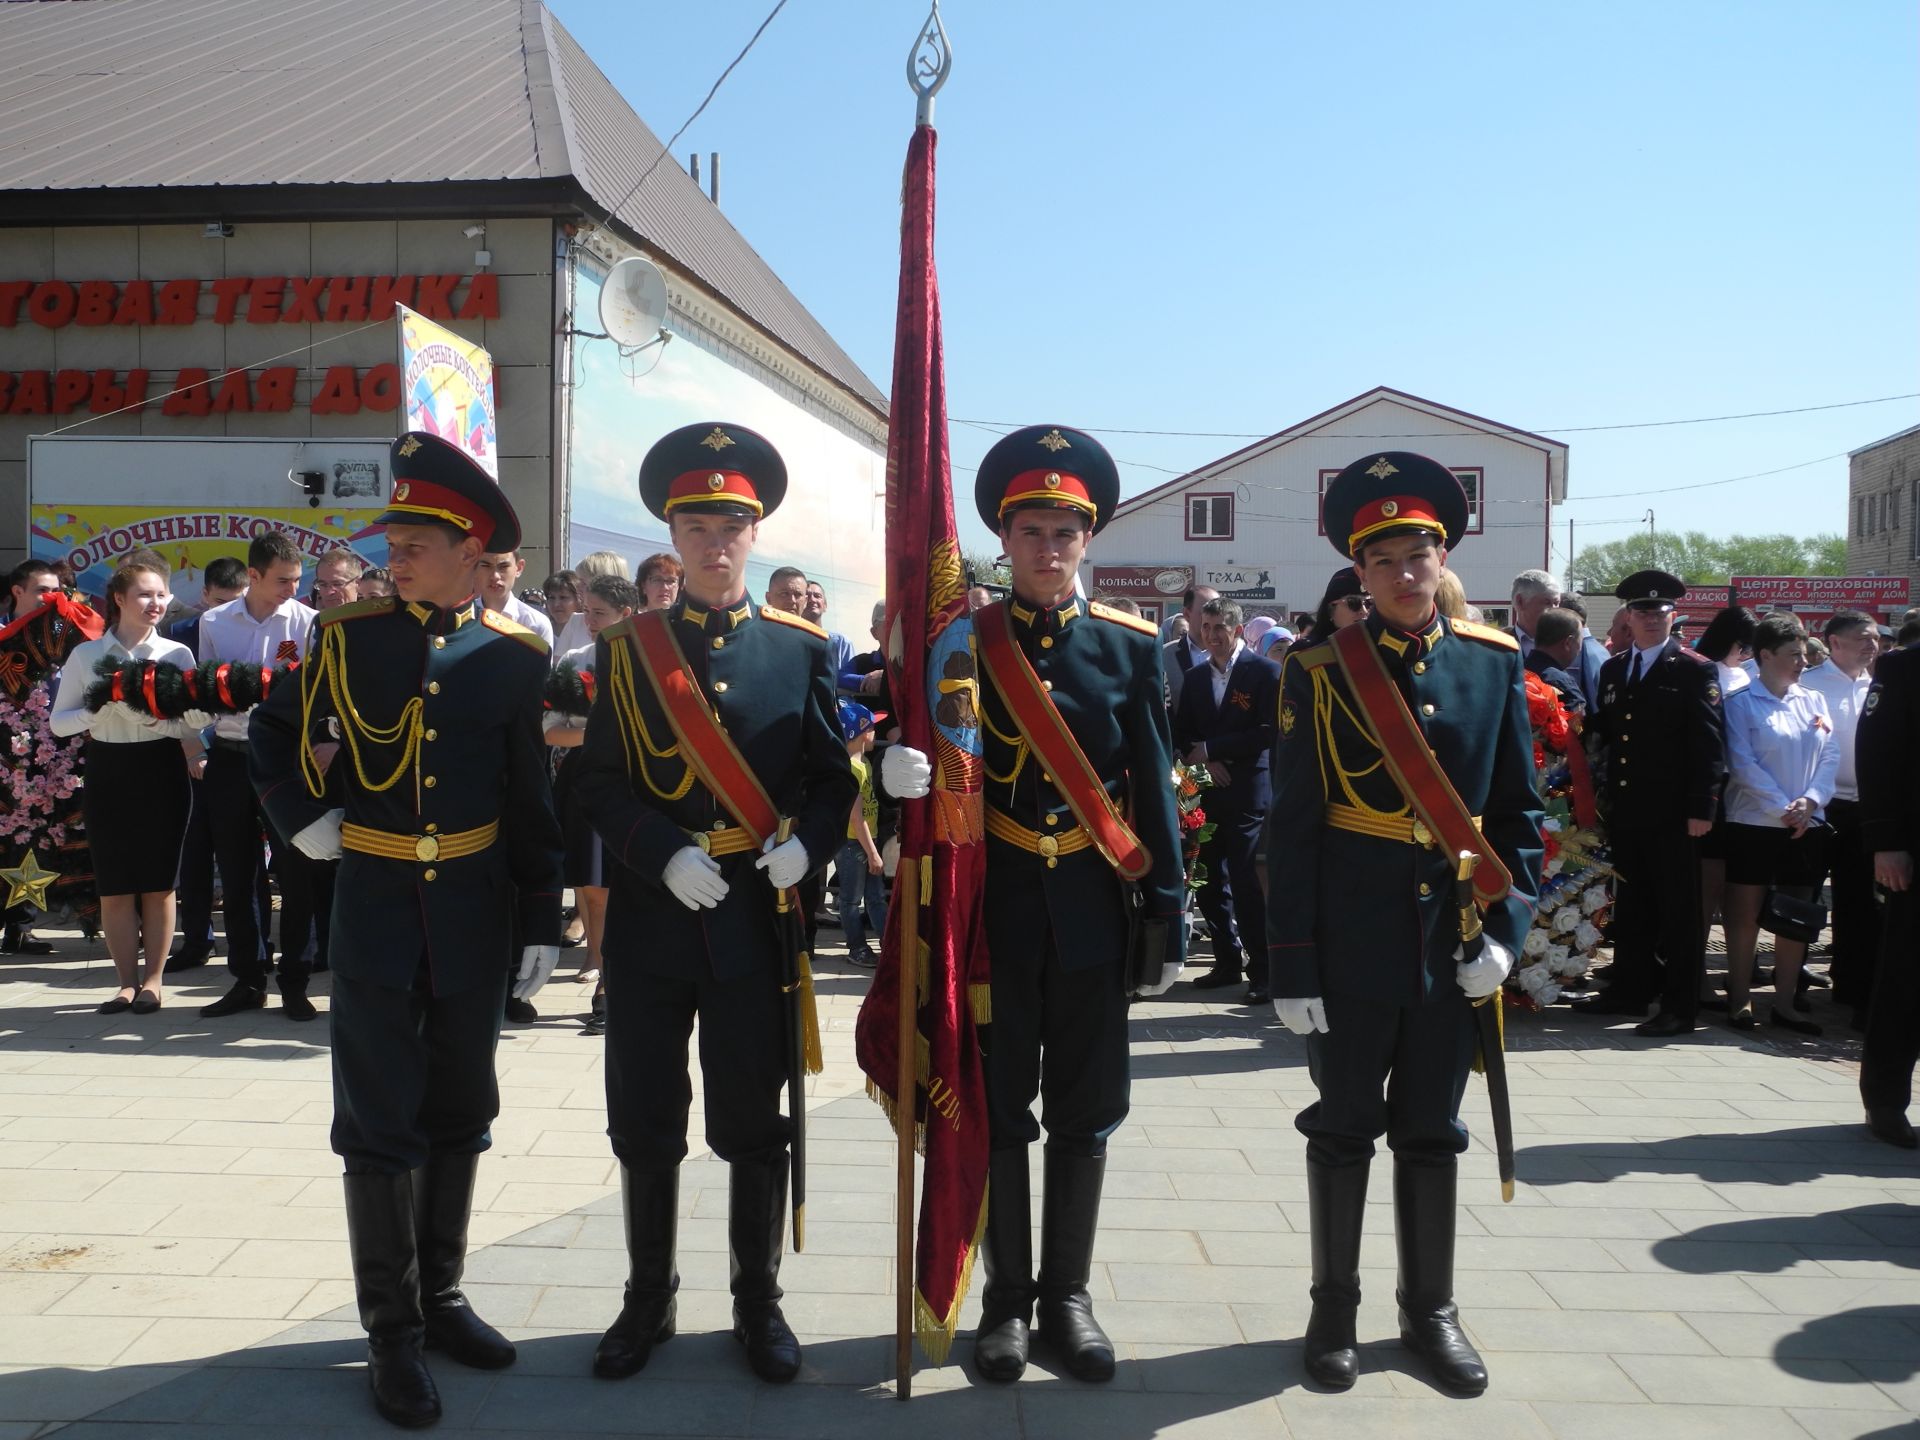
[1088,600,1158,636]
[316,596,396,626]
[1452,618,1520,651]
[760,606,828,639]
[481,607,550,655]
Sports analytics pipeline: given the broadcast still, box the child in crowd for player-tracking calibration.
[833,699,888,968]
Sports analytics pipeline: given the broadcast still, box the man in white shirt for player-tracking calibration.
[478,550,555,648]
[1802,610,1880,1026]
[1160,584,1216,717]
[197,532,317,1020]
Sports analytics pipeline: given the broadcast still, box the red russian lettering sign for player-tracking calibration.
[1730,576,1912,609]
[0,274,499,328]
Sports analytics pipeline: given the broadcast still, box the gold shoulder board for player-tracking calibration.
[1088,601,1158,636]
[481,608,550,655]
[1451,619,1520,651]
[759,606,828,639]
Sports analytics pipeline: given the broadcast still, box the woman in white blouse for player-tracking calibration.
[1719,613,1840,1036]
[51,561,205,1015]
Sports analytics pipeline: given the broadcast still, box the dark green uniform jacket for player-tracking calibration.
[251,596,564,996]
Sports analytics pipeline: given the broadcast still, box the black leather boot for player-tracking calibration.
[343,1172,441,1429]
[594,1167,680,1378]
[1035,1146,1115,1382]
[972,1147,1035,1383]
[729,1151,801,1383]
[413,1153,514,1370]
[1303,1157,1369,1389]
[1393,1156,1487,1395]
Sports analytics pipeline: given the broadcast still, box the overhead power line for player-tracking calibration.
[951,391,1919,442]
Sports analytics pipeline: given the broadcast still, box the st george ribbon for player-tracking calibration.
[853,1,989,1382]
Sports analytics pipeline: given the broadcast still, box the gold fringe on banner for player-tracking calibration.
[968,983,992,1026]
[912,1184,989,1365]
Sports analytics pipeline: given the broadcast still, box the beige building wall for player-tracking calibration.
[0,217,558,573]
[1846,425,1920,603]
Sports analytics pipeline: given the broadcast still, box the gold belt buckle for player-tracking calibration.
[1410,818,1432,848]
[414,834,440,862]
[1036,833,1059,858]
[694,832,712,855]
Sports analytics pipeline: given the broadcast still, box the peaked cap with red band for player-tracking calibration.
[975,423,1120,536]
[1321,450,1468,558]
[375,431,522,552]
[639,421,788,522]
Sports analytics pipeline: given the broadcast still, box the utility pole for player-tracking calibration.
[1644,509,1657,570]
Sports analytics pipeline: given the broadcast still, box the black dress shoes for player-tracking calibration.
[1634,1012,1695,1038]
[201,982,266,1018]
[1244,984,1271,1005]
[1866,1108,1918,1149]
[1190,965,1244,991]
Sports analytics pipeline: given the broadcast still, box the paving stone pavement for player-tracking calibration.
[1,929,1916,1439]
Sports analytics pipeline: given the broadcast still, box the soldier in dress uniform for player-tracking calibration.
[1575,570,1726,1036]
[955,425,1188,1385]
[1267,452,1543,1396]
[574,422,875,1385]
[251,432,565,1430]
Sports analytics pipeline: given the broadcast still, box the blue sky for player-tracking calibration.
[549,0,1918,572]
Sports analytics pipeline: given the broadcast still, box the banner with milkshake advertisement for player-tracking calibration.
[397,303,497,480]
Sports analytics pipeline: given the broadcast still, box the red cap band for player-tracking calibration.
[997,467,1098,522]
[1348,494,1448,552]
[665,468,763,516]
[385,477,497,549]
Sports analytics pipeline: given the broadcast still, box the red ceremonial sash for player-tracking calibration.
[1328,621,1513,911]
[974,601,1151,882]
[628,609,781,845]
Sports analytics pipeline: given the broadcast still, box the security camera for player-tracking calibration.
[203,222,234,239]
[463,224,487,239]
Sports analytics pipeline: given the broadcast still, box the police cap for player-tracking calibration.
[1615,569,1686,611]
[639,422,787,522]
[975,425,1119,535]
[377,432,522,553]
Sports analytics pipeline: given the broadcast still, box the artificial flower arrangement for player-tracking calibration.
[1509,671,1613,1009]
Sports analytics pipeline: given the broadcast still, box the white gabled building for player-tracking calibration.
[1091,387,1569,628]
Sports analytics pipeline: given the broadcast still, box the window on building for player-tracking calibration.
[1185,493,1234,541]
[1912,479,1919,561]
[1892,487,1901,531]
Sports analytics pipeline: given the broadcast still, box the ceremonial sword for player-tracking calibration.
[1455,850,1516,1203]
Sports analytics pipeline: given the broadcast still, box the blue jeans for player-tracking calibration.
[834,841,889,951]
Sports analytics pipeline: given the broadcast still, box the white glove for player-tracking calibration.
[1136,961,1185,997]
[881,744,933,800]
[512,944,561,1001]
[292,807,345,861]
[755,834,811,891]
[1273,996,1330,1035]
[663,845,729,910]
[1454,937,1515,998]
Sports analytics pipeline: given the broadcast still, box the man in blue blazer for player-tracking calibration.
[1175,597,1282,1003]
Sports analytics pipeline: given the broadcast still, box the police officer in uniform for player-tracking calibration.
[1267,453,1543,1395]
[960,425,1188,1384]
[1857,636,1919,1148]
[576,423,869,1385]
[1576,570,1725,1036]
[251,432,565,1429]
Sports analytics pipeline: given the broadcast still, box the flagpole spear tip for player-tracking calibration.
[908,3,952,127]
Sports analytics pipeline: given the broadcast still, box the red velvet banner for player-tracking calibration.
[853,125,990,1364]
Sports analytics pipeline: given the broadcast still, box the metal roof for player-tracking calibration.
[0,0,884,411]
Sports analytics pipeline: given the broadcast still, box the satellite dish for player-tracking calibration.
[600,256,670,348]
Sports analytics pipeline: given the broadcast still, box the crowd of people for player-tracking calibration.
[1,429,1917,1427]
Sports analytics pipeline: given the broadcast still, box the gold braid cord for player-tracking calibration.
[300,625,424,797]
[605,637,696,802]
[1310,665,1407,820]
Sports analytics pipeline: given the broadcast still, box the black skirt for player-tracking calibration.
[83,738,191,896]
